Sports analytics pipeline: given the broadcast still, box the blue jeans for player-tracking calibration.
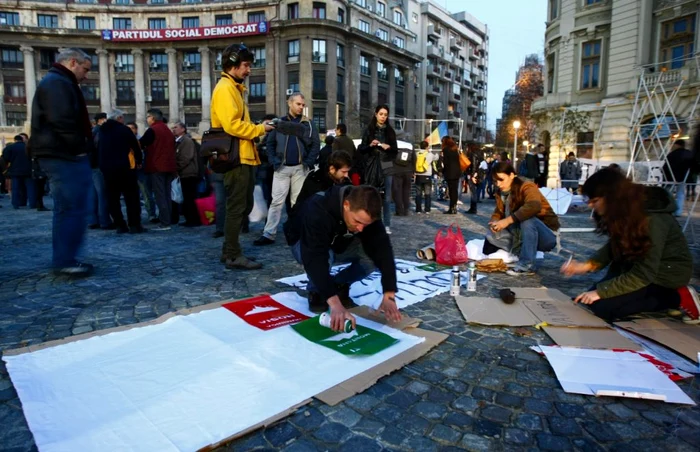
[477,181,486,201]
[39,156,92,268]
[11,176,36,208]
[382,175,393,227]
[211,172,226,234]
[291,239,375,295]
[87,168,111,227]
[137,169,156,218]
[486,217,557,271]
[674,183,685,216]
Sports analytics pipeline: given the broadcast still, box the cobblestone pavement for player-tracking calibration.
[0,194,699,452]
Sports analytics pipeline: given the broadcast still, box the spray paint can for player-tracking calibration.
[467,261,477,292]
[319,312,353,333]
[450,265,461,297]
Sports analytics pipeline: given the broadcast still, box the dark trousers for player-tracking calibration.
[11,176,36,208]
[467,178,478,210]
[392,173,412,215]
[35,178,46,208]
[446,178,459,210]
[415,176,432,212]
[150,172,174,226]
[590,283,680,323]
[103,169,142,228]
[180,177,200,226]
[223,164,256,259]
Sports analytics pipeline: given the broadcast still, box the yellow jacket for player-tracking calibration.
[210,72,265,166]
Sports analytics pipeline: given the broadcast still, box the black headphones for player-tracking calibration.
[228,43,249,66]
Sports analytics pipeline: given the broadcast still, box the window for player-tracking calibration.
[0,12,20,26]
[251,47,266,68]
[183,52,201,71]
[549,0,558,21]
[81,83,99,103]
[395,68,404,86]
[4,80,25,100]
[660,14,696,70]
[338,8,345,24]
[377,2,386,18]
[77,0,97,3]
[288,71,299,92]
[312,40,326,63]
[393,10,403,26]
[376,29,388,41]
[184,79,201,103]
[337,74,345,102]
[288,40,300,63]
[113,18,131,30]
[115,52,134,72]
[580,40,601,89]
[150,80,168,102]
[6,111,26,126]
[249,82,266,103]
[313,3,326,19]
[150,53,168,72]
[114,0,130,4]
[639,116,679,140]
[585,0,602,4]
[312,109,326,132]
[576,131,594,158]
[248,11,266,23]
[360,81,369,108]
[2,48,24,68]
[288,3,299,20]
[337,105,345,124]
[547,53,555,93]
[358,20,370,34]
[393,37,405,49]
[337,44,345,67]
[216,15,233,26]
[116,80,135,102]
[87,51,99,72]
[40,49,58,70]
[395,90,404,116]
[182,17,199,28]
[183,0,201,3]
[38,14,58,29]
[76,16,95,30]
[377,86,387,106]
[150,0,165,3]
[356,0,366,7]
[149,18,166,29]
[313,70,327,99]
[377,61,387,81]
[360,55,369,75]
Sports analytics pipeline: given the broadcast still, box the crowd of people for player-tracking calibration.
[3,45,698,330]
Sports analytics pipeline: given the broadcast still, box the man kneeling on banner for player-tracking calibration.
[285,184,402,331]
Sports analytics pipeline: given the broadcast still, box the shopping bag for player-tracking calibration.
[459,151,471,172]
[171,177,184,204]
[248,185,269,223]
[434,223,468,265]
[195,193,216,225]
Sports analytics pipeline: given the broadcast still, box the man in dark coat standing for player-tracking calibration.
[29,48,94,276]
[1,135,34,209]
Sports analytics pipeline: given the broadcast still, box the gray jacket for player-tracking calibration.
[266,115,320,170]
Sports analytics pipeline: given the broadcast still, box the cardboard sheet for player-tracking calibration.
[615,319,700,364]
[542,326,643,351]
[2,292,435,452]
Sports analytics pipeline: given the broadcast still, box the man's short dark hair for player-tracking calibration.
[14,135,23,142]
[567,152,575,157]
[674,139,686,148]
[263,114,277,121]
[126,121,137,128]
[328,150,353,171]
[346,185,382,221]
[147,109,164,122]
[19,133,28,141]
[537,143,544,149]
[336,123,347,135]
[94,112,107,122]
[325,135,335,145]
[222,44,254,71]
[419,141,429,150]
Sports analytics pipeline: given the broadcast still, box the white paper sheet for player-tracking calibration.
[465,239,544,263]
[3,292,424,452]
[539,346,695,405]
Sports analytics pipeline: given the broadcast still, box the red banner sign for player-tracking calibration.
[101,21,268,42]
[223,295,309,331]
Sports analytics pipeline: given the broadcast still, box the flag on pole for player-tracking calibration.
[427,121,448,146]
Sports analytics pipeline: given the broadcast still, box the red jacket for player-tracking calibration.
[140,121,176,173]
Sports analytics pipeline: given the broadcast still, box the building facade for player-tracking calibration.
[0,0,487,143]
[532,0,699,185]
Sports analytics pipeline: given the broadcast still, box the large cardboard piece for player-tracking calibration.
[615,319,700,363]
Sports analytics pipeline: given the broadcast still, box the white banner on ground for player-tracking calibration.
[277,259,484,309]
[3,292,423,452]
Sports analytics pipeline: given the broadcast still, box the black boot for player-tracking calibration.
[466,205,477,214]
[336,283,355,308]
[308,292,326,313]
[241,217,250,234]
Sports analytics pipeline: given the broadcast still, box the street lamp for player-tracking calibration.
[513,120,521,168]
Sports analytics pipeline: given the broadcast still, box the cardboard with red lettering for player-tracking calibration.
[614,319,700,364]
[222,295,309,331]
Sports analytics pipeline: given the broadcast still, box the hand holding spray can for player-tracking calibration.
[467,261,477,292]
[319,312,354,333]
[450,265,461,297]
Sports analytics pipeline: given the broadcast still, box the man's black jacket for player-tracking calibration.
[98,119,143,174]
[293,185,397,302]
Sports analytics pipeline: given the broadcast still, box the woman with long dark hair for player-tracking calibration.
[562,167,698,323]
[440,136,461,214]
[484,161,559,275]
[357,105,398,233]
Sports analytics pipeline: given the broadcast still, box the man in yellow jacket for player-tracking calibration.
[211,43,274,270]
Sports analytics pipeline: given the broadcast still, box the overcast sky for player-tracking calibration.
[441,0,547,130]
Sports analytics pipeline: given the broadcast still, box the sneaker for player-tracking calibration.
[465,208,477,215]
[506,266,535,276]
[385,226,392,235]
[212,231,224,238]
[54,262,94,277]
[225,256,262,270]
[678,286,700,324]
[308,292,326,313]
[253,236,275,246]
[129,225,147,234]
[153,224,171,231]
[457,200,463,205]
[148,217,160,224]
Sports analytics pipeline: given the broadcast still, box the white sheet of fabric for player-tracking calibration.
[3,292,423,452]
[539,188,573,216]
[277,259,484,310]
[465,239,543,263]
[248,185,269,223]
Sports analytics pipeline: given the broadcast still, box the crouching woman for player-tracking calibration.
[485,162,560,275]
[561,168,698,323]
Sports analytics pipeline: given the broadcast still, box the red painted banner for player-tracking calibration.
[223,295,309,331]
[101,21,268,42]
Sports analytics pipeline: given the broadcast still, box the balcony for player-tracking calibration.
[432,103,440,113]
[468,47,477,61]
[478,57,486,69]
[427,45,442,59]
[428,24,441,39]
[477,88,485,99]
[3,95,26,104]
[449,92,461,102]
[450,37,464,51]
[444,70,453,80]
[312,52,327,63]
[642,67,693,87]
[465,116,474,125]
[429,63,442,77]
[464,132,474,141]
[455,74,461,83]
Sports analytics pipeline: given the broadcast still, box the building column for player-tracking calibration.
[132,49,146,133]
[370,57,379,105]
[20,46,37,122]
[198,46,212,133]
[266,32,278,116]
[346,45,362,137]
[326,38,338,128]
[300,38,313,117]
[405,68,416,139]
[387,63,396,115]
[96,49,112,114]
[166,48,179,124]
